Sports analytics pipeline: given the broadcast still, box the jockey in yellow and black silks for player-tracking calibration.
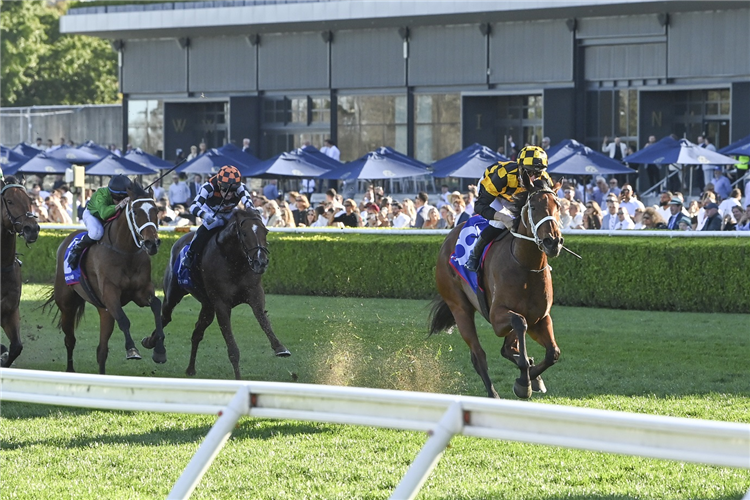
[465,145,552,272]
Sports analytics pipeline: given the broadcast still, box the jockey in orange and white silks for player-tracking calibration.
[465,146,552,272]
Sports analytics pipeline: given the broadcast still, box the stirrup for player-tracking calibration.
[465,255,480,272]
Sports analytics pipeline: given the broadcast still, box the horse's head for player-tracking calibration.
[126,183,160,255]
[226,209,270,275]
[1,176,40,243]
[520,171,563,258]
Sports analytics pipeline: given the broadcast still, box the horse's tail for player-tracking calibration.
[428,296,456,336]
[41,286,86,329]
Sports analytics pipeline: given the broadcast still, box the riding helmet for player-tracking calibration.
[108,174,132,195]
[216,165,241,191]
[517,146,548,172]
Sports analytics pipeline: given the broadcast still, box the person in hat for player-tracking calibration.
[666,197,684,230]
[465,145,553,272]
[66,174,132,269]
[700,202,722,231]
[183,165,256,269]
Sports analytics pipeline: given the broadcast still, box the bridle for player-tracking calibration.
[510,188,562,252]
[125,197,158,248]
[236,217,269,273]
[1,184,37,235]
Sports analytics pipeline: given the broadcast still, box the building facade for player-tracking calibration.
[61,0,750,168]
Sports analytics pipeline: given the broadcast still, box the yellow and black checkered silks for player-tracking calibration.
[216,165,241,187]
[517,146,548,171]
[480,160,552,202]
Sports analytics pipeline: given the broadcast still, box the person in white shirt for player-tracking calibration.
[320,139,340,161]
[618,184,645,217]
[613,207,635,230]
[167,173,191,209]
[389,201,411,228]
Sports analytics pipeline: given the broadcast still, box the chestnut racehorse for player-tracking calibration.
[430,173,563,398]
[1,176,40,367]
[156,209,290,379]
[46,182,165,374]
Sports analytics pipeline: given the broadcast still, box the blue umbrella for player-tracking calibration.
[46,145,101,164]
[718,134,750,156]
[1,146,33,175]
[179,148,257,176]
[547,144,636,175]
[247,148,332,178]
[17,153,73,174]
[623,137,738,165]
[546,139,584,164]
[216,143,261,168]
[318,147,429,180]
[86,154,157,176]
[298,145,342,170]
[77,140,111,160]
[124,148,174,170]
[12,142,41,158]
[431,143,508,178]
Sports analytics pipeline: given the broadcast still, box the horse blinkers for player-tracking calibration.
[528,190,563,258]
[237,218,269,275]
[127,197,160,255]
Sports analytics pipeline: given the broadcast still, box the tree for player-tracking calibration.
[0,0,118,107]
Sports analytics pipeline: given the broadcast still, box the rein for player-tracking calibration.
[510,189,561,251]
[125,198,159,249]
[1,184,37,235]
[236,217,269,273]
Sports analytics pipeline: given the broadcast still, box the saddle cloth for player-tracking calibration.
[174,244,195,290]
[449,215,494,294]
[63,233,88,285]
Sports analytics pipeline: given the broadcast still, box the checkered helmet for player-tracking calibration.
[216,165,241,191]
[517,146,548,173]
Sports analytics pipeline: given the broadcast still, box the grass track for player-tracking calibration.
[1,285,749,499]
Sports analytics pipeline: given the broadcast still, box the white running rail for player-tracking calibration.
[2,369,749,500]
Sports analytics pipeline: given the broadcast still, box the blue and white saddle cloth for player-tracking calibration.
[174,244,195,290]
[449,215,491,294]
[63,233,87,286]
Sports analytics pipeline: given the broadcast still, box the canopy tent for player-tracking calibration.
[545,139,583,164]
[623,137,738,165]
[77,140,111,160]
[547,143,635,175]
[86,155,157,176]
[318,147,429,180]
[1,146,33,176]
[431,143,508,178]
[246,148,332,178]
[11,142,40,158]
[718,134,750,156]
[298,144,342,170]
[124,148,175,170]
[46,145,102,164]
[16,153,73,174]
[178,149,258,176]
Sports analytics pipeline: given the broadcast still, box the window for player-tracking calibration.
[414,94,460,164]
[337,94,408,161]
[127,100,163,154]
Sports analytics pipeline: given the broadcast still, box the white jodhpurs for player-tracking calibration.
[82,209,105,240]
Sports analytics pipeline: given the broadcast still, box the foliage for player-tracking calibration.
[1,287,749,499]
[19,231,750,313]
[0,0,118,107]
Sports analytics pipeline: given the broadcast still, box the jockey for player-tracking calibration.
[183,165,255,269]
[464,145,552,272]
[67,174,132,269]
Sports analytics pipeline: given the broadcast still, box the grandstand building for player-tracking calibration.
[61,0,750,166]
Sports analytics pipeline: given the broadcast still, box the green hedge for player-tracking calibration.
[19,231,750,313]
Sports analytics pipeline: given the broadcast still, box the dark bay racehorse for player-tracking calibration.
[1,176,40,367]
[46,182,165,374]
[430,173,563,399]
[155,209,290,379]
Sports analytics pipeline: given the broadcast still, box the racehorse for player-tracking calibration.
[1,176,40,367]
[46,182,165,374]
[155,208,290,379]
[429,172,563,399]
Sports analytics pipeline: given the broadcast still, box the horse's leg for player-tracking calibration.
[140,294,167,364]
[247,291,290,357]
[101,289,141,360]
[527,315,560,393]
[448,297,498,398]
[186,303,215,377]
[500,333,544,393]
[56,288,82,373]
[96,310,116,374]
[0,309,22,368]
[160,269,186,329]
[489,306,532,399]
[214,304,242,380]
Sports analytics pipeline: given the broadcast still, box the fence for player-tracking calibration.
[2,368,749,500]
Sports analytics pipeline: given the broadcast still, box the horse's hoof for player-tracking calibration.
[126,348,142,360]
[274,348,291,357]
[0,352,8,368]
[513,379,532,399]
[152,351,167,364]
[141,337,154,350]
[531,377,547,393]
[186,368,196,377]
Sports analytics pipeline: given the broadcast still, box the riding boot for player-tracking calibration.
[465,225,505,272]
[67,234,96,270]
[184,225,212,269]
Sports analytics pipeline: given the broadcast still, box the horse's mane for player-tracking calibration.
[509,177,554,232]
[129,181,151,199]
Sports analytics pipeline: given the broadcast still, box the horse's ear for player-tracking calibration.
[552,178,563,193]
[147,186,154,198]
[521,169,533,190]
